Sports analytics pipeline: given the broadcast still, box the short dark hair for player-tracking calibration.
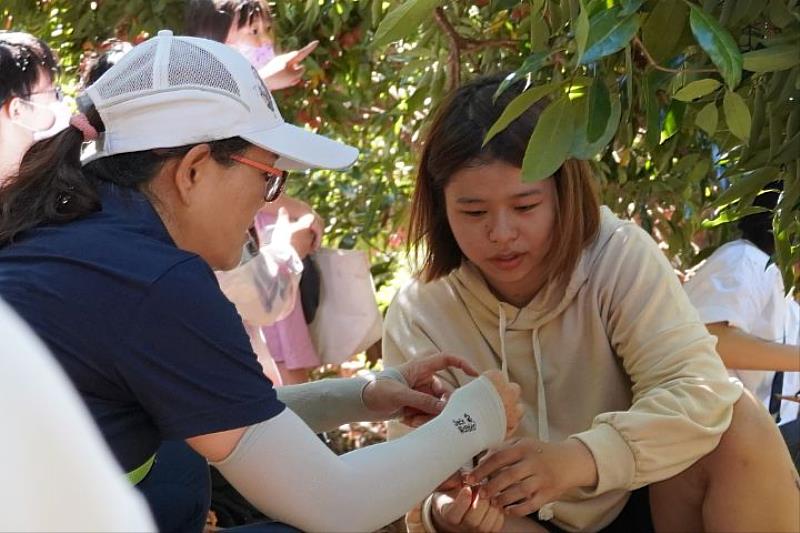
[184,0,270,43]
[409,73,600,285]
[81,40,133,88]
[738,181,782,256]
[0,31,58,105]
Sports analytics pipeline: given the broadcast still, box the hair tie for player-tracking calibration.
[70,113,99,142]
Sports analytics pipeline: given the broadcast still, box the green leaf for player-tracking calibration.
[723,90,752,141]
[587,77,611,142]
[373,0,443,48]
[688,3,743,89]
[660,101,685,144]
[673,78,722,101]
[643,0,688,63]
[620,0,646,17]
[494,51,550,101]
[687,158,711,183]
[484,82,561,146]
[522,96,577,182]
[580,8,641,64]
[570,90,622,159]
[743,45,800,73]
[574,0,590,66]
[713,167,781,207]
[702,206,769,228]
[695,101,719,135]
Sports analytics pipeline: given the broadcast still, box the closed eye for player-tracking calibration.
[515,204,539,212]
[461,210,486,217]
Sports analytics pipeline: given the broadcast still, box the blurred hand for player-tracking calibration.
[483,369,523,438]
[361,354,478,419]
[464,437,598,517]
[259,41,318,90]
[432,486,504,533]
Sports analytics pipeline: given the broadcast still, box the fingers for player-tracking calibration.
[440,486,472,524]
[461,489,490,530]
[483,464,528,498]
[287,40,318,67]
[412,353,479,379]
[467,446,522,484]
[435,471,463,492]
[397,388,446,416]
[478,504,504,533]
[492,477,538,507]
[504,494,548,517]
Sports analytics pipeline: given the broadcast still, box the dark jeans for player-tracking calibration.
[136,440,299,533]
[136,440,211,533]
[532,486,654,533]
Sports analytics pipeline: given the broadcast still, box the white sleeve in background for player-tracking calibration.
[216,242,303,326]
[0,299,155,532]
[213,375,506,533]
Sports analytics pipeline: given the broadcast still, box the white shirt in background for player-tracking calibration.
[684,239,799,424]
[0,298,155,532]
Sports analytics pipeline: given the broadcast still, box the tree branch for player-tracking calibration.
[633,36,717,75]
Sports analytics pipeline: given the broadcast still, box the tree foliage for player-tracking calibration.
[3,0,799,292]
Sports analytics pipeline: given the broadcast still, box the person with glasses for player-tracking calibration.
[0,32,523,533]
[0,31,62,183]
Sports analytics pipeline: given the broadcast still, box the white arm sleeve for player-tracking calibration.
[276,368,407,433]
[216,242,303,326]
[213,375,506,532]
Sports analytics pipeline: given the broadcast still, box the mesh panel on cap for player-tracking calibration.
[94,42,158,100]
[168,40,240,96]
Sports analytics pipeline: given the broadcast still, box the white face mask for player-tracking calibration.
[12,99,72,142]
[237,43,276,70]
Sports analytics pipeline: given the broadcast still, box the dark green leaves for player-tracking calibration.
[494,51,550,101]
[723,90,752,141]
[522,95,576,182]
[743,45,800,73]
[580,7,641,65]
[688,3,743,89]
[642,0,688,64]
[570,88,622,159]
[373,0,443,48]
[587,78,611,142]
[484,82,561,146]
[695,102,719,135]
[673,78,722,101]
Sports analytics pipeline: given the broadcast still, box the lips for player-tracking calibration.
[488,252,524,271]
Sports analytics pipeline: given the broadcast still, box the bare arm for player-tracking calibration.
[707,322,800,372]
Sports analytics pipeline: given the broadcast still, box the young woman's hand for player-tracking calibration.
[465,437,598,517]
[482,369,523,437]
[362,354,478,418]
[259,41,318,90]
[432,485,505,533]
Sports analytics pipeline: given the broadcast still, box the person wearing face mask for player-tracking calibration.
[186,0,327,388]
[0,31,66,184]
[185,0,317,91]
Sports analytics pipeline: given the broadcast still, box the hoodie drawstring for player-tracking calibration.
[498,304,554,521]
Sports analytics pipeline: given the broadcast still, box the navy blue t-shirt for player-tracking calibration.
[0,183,284,472]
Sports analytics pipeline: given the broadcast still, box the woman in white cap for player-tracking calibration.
[0,31,522,533]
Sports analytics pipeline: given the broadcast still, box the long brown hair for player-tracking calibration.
[0,101,250,246]
[409,73,600,286]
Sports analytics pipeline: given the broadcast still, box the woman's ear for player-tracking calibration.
[172,144,213,206]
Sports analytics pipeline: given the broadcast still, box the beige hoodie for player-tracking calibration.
[384,207,742,532]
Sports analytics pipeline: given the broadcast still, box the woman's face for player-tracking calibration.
[444,160,557,306]
[0,70,59,182]
[183,145,277,271]
[224,9,273,48]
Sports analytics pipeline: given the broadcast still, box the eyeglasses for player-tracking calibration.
[230,154,287,202]
[26,87,64,102]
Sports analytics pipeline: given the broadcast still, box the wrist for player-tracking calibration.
[565,437,599,489]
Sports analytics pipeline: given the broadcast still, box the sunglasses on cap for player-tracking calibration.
[230,154,287,202]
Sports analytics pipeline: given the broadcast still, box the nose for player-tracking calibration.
[487,211,518,244]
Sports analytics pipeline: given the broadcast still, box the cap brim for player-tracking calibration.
[242,123,358,171]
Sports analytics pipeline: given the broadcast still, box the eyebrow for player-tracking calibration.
[456,190,543,204]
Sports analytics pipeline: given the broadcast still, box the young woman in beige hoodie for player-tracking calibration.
[384,74,800,533]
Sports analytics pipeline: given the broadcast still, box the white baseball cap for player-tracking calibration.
[81,29,358,171]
